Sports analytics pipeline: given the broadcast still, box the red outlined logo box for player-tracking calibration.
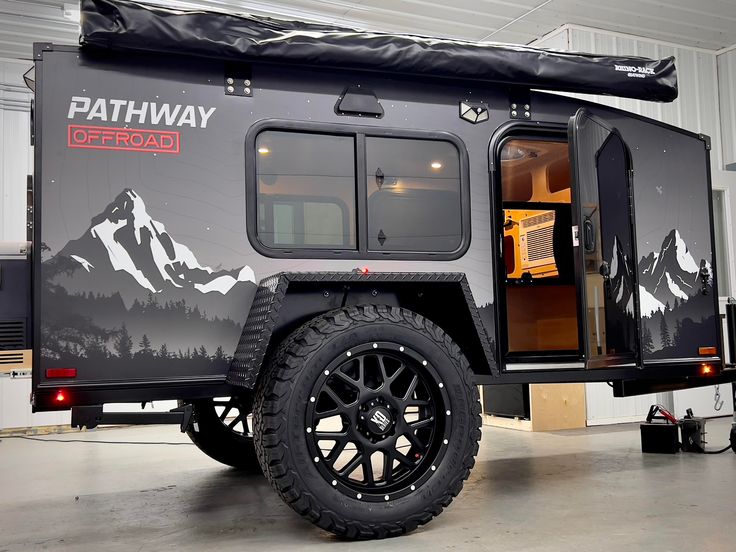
[67,124,180,154]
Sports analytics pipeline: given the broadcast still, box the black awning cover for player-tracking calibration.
[79,0,678,102]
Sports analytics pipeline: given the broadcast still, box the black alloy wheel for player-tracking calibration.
[181,395,261,471]
[253,305,481,539]
[305,342,450,502]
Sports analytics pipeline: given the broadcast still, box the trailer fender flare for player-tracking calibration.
[226,272,498,389]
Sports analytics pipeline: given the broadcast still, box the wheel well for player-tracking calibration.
[227,273,498,389]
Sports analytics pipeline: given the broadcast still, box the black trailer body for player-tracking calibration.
[30,45,731,410]
[9,0,736,539]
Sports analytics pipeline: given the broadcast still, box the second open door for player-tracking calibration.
[568,109,640,369]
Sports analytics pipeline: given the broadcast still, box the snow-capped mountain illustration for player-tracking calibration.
[41,189,257,364]
[638,229,710,312]
[59,189,254,296]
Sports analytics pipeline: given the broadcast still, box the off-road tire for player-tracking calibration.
[253,305,482,539]
[181,396,260,471]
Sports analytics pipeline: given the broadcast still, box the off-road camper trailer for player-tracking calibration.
[4,0,736,539]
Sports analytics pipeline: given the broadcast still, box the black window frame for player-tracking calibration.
[245,119,471,260]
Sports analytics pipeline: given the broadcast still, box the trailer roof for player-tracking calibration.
[79,0,677,102]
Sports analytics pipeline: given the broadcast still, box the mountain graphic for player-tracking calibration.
[45,189,256,322]
[637,229,710,316]
[608,235,635,316]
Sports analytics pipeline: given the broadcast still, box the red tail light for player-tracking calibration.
[55,390,66,402]
[46,368,77,379]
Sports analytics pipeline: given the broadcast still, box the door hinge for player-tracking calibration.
[698,133,712,150]
[224,63,252,97]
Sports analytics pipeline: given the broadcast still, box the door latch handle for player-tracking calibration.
[599,261,612,299]
[375,167,384,190]
[583,218,596,253]
[699,260,710,295]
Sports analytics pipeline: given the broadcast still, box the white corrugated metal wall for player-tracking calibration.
[535,25,736,424]
[0,58,31,243]
[718,48,736,170]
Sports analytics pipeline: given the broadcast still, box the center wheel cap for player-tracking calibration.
[366,406,393,436]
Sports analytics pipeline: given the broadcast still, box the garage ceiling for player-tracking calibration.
[1,0,735,61]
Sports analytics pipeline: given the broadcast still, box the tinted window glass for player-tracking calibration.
[256,131,356,249]
[366,137,462,252]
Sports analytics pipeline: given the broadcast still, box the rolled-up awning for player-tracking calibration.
[79,0,678,102]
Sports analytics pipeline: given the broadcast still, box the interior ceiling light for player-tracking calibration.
[501,146,536,161]
[430,161,443,170]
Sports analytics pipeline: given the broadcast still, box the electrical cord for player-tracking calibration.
[703,444,732,454]
[1,435,193,445]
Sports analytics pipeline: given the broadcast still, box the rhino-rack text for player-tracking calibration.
[614,65,656,79]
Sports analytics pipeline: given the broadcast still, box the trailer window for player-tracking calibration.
[255,131,356,249]
[365,137,462,252]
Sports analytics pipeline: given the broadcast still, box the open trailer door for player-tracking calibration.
[569,107,723,373]
[569,109,641,370]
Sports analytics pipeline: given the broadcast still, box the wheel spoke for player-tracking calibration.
[227,414,241,430]
[404,430,424,449]
[314,430,348,440]
[408,417,433,430]
[349,355,366,390]
[363,458,375,485]
[405,399,430,408]
[323,386,349,408]
[333,370,359,386]
[219,404,233,421]
[382,450,394,483]
[338,452,363,478]
[326,439,349,464]
[402,374,419,401]
[392,449,416,468]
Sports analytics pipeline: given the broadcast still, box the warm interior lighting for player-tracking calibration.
[430,161,443,170]
[258,146,271,155]
[55,390,66,402]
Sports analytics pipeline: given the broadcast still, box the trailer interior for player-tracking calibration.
[499,137,581,361]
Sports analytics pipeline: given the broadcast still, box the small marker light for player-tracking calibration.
[55,390,66,402]
[701,363,714,376]
[360,267,369,275]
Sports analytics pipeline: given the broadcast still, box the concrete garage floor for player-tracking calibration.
[1,419,734,552]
